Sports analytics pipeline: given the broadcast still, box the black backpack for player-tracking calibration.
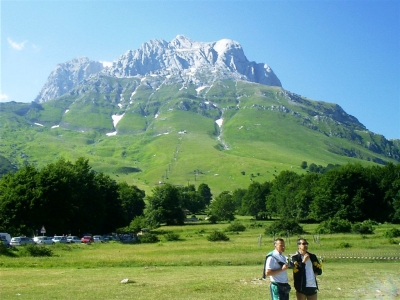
[262,251,274,279]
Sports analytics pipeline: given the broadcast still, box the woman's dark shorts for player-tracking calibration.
[296,287,318,296]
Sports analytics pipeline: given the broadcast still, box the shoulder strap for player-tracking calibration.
[262,251,275,279]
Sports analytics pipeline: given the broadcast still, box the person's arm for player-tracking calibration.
[311,253,323,275]
[266,263,288,276]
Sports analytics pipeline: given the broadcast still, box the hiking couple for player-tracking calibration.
[264,238,322,300]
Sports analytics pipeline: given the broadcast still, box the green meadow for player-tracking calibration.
[1,81,397,196]
[1,220,399,299]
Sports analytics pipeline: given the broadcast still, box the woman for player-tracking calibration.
[291,238,322,300]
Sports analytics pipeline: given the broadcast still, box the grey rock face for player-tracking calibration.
[35,57,104,102]
[104,35,281,87]
[35,36,281,102]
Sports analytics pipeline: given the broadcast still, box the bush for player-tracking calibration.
[207,215,218,224]
[127,216,148,233]
[20,244,53,257]
[352,220,375,234]
[207,230,229,242]
[264,218,304,236]
[249,221,263,228]
[0,244,14,256]
[194,229,206,236]
[225,221,246,232]
[164,232,180,241]
[316,217,352,234]
[338,242,351,248]
[383,228,400,238]
[138,233,159,243]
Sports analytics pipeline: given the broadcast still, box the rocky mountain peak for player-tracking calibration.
[35,36,281,102]
[104,36,281,86]
[169,35,196,49]
[35,57,103,103]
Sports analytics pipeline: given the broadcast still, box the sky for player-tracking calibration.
[1,0,399,139]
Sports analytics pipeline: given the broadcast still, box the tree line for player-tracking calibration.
[0,158,213,236]
[209,162,400,224]
[0,158,145,236]
[0,158,399,237]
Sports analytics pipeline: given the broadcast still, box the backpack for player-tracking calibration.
[262,251,293,279]
[262,251,274,279]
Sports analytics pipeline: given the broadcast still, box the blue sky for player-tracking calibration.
[1,0,399,139]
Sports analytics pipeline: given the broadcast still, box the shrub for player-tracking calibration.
[352,220,375,234]
[207,230,229,242]
[164,232,180,241]
[138,233,159,243]
[338,242,351,248]
[316,217,352,234]
[194,229,206,235]
[249,221,263,228]
[207,215,218,224]
[0,244,14,256]
[225,221,246,232]
[20,244,53,257]
[264,218,304,236]
[383,228,400,238]
[128,216,148,233]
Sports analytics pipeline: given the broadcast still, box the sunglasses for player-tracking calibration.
[299,242,308,245]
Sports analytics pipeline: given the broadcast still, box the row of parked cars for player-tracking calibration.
[8,235,107,246]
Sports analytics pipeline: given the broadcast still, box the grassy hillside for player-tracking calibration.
[0,79,398,195]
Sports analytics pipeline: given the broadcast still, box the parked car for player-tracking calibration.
[10,237,34,246]
[52,236,68,243]
[0,232,11,246]
[81,235,94,243]
[67,236,82,243]
[33,236,54,245]
[93,235,103,243]
[138,228,149,235]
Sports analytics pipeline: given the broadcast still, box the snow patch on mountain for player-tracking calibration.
[196,86,209,94]
[106,131,117,136]
[112,114,124,127]
[100,61,113,68]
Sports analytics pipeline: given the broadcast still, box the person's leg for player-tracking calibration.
[282,290,290,300]
[278,286,290,300]
[270,284,280,300]
[296,291,307,300]
[306,293,317,300]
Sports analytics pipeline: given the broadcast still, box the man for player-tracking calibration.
[264,238,291,300]
[291,238,323,300]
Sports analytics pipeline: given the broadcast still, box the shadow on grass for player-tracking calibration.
[0,245,18,257]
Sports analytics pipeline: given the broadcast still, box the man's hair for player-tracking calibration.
[297,238,306,244]
[274,238,285,245]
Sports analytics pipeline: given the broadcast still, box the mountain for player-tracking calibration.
[1,35,399,194]
[35,35,281,103]
[35,57,104,102]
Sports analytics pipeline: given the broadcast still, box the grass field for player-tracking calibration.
[2,80,397,197]
[1,221,399,299]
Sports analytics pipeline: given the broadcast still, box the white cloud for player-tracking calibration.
[0,93,10,102]
[7,37,27,50]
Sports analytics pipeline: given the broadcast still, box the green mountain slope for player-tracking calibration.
[0,78,398,195]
